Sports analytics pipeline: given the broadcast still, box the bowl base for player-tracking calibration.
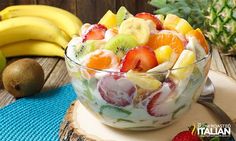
[101,119,178,131]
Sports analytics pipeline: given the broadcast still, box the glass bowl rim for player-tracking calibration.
[64,44,212,74]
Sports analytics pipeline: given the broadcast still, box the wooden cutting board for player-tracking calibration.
[59,70,236,141]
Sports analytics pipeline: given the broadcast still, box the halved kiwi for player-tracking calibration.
[116,6,133,26]
[104,34,138,58]
[75,40,105,58]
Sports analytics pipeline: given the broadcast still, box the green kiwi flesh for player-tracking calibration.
[104,34,138,58]
[116,6,133,26]
[75,40,105,59]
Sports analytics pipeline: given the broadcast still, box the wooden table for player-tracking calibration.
[0,48,236,108]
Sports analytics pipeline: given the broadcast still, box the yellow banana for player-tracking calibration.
[0,40,64,58]
[0,5,82,37]
[0,16,68,48]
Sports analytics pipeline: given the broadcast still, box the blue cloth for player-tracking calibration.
[0,84,76,141]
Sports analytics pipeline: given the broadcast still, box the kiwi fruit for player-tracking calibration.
[2,58,44,98]
[104,34,138,58]
[116,6,133,26]
[75,40,105,59]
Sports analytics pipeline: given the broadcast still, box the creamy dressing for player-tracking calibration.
[104,28,118,41]
[186,36,207,72]
[186,36,206,60]
[67,37,82,64]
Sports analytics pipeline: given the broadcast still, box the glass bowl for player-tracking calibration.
[65,43,212,131]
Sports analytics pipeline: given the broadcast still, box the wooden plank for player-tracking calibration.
[77,0,96,23]
[0,0,36,11]
[14,0,37,4]
[0,57,59,108]
[116,0,136,15]
[0,0,12,10]
[0,90,15,108]
[220,54,236,80]
[35,57,60,83]
[95,0,116,23]
[210,48,227,74]
[43,59,70,91]
[37,0,77,14]
[136,0,155,13]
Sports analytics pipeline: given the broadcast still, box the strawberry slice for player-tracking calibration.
[135,12,163,30]
[147,79,176,116]
[172,131,201,141]
[147,92,161,116]
[82,24,107,42]
[120,46,158,72]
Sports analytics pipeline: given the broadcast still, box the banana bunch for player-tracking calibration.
[0,5,83,58]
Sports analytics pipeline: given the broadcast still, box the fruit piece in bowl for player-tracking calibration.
[65,7,212,130]
[135,12,163,30]
[82,24,107,42]
[104,34,138,59]
[120,46,158,72]
[98,75,136,107]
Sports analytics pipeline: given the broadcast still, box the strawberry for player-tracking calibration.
[147,92,161,116]
[120,46,158,72]
[135,12,163,30]
[109,72,124,80]
[147,79,176,116]
[82,24,107,42]
[165,78,176,90]
[172,131,201,141]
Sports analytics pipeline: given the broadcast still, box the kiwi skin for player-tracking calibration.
[2,58,44,98]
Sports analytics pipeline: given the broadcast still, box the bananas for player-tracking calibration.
[0,5,82,37]
[1,40,64,58]
[0,5,83,58]
[0,17,68,48]
[119,17,150,45]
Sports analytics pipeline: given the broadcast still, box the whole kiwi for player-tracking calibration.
[2,58,44,98]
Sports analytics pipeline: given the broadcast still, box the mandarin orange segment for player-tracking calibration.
[147,33,184,55]
[146,34,159,50]
[187,28,209,53]
[85,50,119,73]
[87,53,112,69]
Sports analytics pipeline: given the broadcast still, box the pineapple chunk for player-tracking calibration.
[154,45,173,64]
[171,50,196,80]
[126,70,162,90]
[163,14,181,30]
[175,18,193,35]
[99,10,117,29]
[164,14,193,35]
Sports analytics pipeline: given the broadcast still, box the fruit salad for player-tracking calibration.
[65,7,211,130]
